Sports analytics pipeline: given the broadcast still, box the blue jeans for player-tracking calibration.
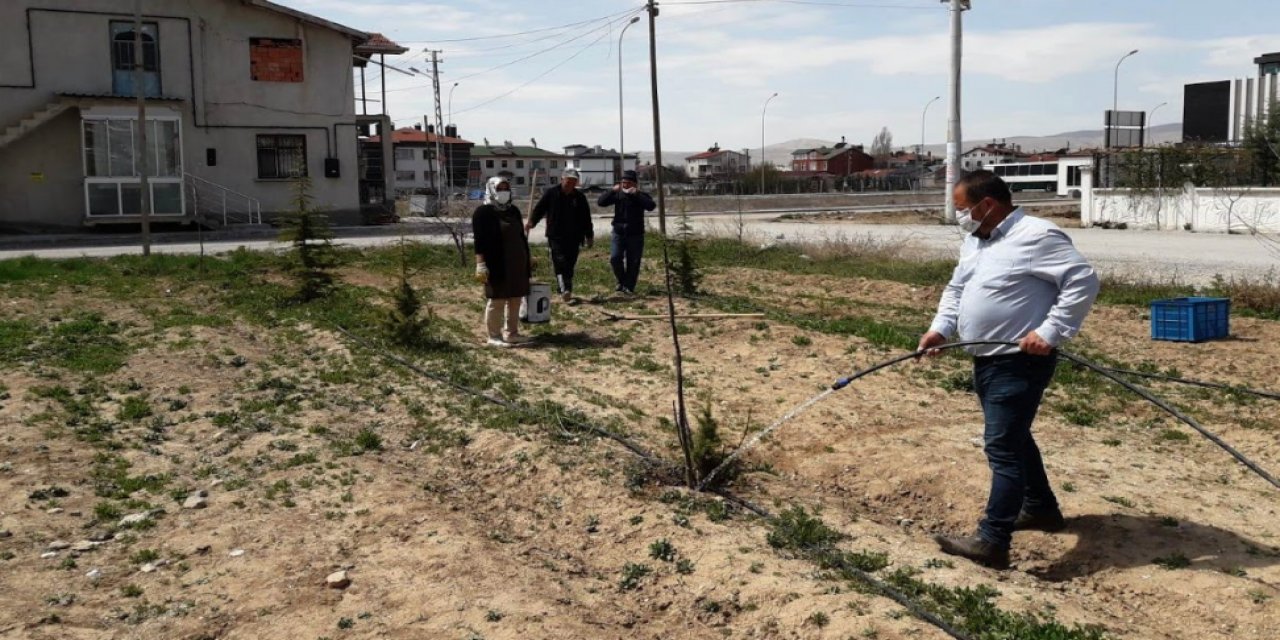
[974,352,1060,548]
[610,232,644,291]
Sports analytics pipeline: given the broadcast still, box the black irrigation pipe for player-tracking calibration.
[830,341,1280,491]
[331,325,658,461]
[1098,366,1280,401]
[332,325,970,639]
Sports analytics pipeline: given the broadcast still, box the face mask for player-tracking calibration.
[955,205,981,233]
[623,186,637,194]
[495,191,512,205]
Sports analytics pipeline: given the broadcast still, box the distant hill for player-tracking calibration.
[638,124,1184,168]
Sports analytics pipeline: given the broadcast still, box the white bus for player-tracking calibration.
[988,157,1094,197]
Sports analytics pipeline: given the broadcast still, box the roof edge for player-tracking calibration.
[244,0,369,42]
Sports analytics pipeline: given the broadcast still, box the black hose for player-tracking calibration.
[331,325,661,462]
[831,340,1280,491]
[1098,366,1280,401]
[334,325,973,640]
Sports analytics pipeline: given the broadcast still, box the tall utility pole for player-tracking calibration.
[134,0,151,255]
[618,16,641,184]
[943,0,968,224]
[428,50,447,201]
[645,3,667,235]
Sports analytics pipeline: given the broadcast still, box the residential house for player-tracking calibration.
[369,124,473,195]
[0,0,400,231]
[563,144,638,187]
[469,142,567,196]
[685,145,750,182]
[961,140,1028,172]
[790,140,874,176]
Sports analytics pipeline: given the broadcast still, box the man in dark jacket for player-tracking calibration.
[527,169,594,304]
[597,169,656,294]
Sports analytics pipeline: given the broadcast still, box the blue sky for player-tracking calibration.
[283,0,1280,153]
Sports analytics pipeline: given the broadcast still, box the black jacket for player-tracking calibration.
[597,189,656,236]
[529,186,594,243]
[471,204,531,281]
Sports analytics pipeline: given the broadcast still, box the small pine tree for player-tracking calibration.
[383,239,432,347]
[673,199,701,296]
[691,395,738,489]
[278,177,339,301]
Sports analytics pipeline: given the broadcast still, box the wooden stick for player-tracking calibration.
[603,311,765,322]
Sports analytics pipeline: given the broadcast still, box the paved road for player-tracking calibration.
[2,212,1275,285]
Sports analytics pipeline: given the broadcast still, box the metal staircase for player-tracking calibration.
[184,173,263,227]
[0,97,80,151]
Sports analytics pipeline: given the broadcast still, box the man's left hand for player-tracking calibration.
[584,236,594,248]
[1019,331,1053,356]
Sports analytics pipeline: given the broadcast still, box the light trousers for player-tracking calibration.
[485,297,522,340]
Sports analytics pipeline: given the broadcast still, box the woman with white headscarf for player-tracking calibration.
[471,176,532,347]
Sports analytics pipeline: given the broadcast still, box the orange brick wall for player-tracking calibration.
[250,38,304,83]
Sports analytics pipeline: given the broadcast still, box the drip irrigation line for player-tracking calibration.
[701,340,1280,492]
[1099,366,1280,401]
[331,325,657,461]
[333,324,971,639]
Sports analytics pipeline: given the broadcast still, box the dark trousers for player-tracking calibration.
[548,238,581,294]
[610,232,644,291]
[974,352,1060,548]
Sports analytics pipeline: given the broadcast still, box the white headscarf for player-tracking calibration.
[484,176,512,209]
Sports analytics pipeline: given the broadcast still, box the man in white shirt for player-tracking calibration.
[919,170,1100,569]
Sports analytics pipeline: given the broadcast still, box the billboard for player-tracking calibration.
[1104,110,1146,149]
[1183,81,1231,143]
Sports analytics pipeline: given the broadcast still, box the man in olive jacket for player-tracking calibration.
[527,169,594,304]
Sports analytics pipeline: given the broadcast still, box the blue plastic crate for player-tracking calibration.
[1150,297,1230,342]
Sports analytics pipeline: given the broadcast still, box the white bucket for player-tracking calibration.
[520,283,552,323]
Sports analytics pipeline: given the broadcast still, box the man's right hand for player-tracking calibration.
[612,184,622,192]
[917,331,947,358]
[474,263,489,284]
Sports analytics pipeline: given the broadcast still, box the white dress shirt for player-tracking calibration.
[928,208,1100,357]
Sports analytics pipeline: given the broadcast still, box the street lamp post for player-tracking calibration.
[920,95,941,157]
[618,16,640,184]
[447,82,459,126]
[760,92,778,195]
[1147,101,1167,147]
[1112,49,1139,124]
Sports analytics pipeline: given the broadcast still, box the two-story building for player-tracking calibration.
[961,141,1028,172]
[469,142,567,196]
[562,144,638,187]
[685,145,750,182]
[789,141,874,176]
[370,124,473,195]
[0,0,397,231]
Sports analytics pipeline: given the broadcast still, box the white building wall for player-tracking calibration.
[1086,185,1280,233]
[0,0,363,229]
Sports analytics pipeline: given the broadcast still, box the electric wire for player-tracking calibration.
[392,7,643,44]
[450,15,638,117]
[385,9,642,95]
[664,0,940,9]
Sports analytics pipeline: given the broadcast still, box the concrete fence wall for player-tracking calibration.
[1083,181,1280,234]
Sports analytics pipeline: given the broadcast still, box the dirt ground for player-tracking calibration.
[0,249,1277,640]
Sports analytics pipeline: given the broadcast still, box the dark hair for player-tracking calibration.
[957,170,1012,206]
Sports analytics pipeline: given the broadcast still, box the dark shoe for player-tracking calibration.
[933,535,1010,570]
[1014,509,1066,533]
[615,284,626,293]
